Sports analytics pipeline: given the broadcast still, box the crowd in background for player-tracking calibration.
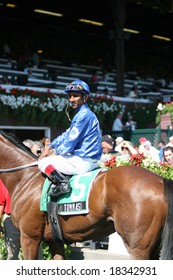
[110,111,173,167]
[101,133,173,167]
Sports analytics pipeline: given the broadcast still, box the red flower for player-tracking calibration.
[130,152,144,166]
[104,155,116,168]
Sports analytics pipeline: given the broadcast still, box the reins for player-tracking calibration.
[0,161,39,173]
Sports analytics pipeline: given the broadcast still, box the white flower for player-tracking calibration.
[157,103,165,111]
[116,155,130,166]
[0,91,68,112]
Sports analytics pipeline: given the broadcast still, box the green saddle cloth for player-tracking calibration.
[40,168,101,215]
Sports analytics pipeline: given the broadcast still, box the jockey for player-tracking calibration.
[38,79,102,197]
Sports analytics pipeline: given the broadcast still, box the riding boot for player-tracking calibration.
[45,165,71,197]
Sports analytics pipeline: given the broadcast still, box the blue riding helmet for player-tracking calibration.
[65,79,90,96]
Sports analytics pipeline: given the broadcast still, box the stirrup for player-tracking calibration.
[49,182,71,198]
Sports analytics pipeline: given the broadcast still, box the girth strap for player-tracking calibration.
[47,200,65,243]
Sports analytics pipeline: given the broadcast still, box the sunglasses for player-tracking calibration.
[65,84,84,91]
[36,150,42,156]
[121,147,128,151]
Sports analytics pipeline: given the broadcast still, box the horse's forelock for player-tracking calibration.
[0,130,38,159]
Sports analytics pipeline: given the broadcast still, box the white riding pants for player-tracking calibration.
[38,155,99,175]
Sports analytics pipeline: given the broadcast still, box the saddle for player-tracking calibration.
[44,169,101,243]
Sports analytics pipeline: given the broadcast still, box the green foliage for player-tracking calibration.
[64,243,72,259]
[0,87,158,130]
[0,234,6,260]
[41,242,72,260]
[131,104,157,128]
[41,241,52,260]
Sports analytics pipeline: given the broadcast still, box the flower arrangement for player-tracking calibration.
[99,152,173,180]
[0,87,161,129]
[0,87,125,129]
[156,102,173,125]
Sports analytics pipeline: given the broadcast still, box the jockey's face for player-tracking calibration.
[68,92,88,109]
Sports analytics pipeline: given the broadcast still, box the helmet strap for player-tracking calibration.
[83,94,88,102]
[65,103,71,122]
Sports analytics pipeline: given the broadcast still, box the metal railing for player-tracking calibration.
[131,128,173,147]
[112,128,173,148]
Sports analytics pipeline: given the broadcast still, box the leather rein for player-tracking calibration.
[0,161,39,173]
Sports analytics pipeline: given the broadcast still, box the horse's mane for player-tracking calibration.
[0,130,38,160]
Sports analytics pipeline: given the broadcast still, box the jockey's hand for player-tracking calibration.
[39,146,53,159]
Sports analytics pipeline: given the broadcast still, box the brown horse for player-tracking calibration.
[0,130,173,260]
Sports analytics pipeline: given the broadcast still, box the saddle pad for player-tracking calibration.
[40,168,101,215]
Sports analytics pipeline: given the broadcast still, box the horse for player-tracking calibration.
[0,130,173,260]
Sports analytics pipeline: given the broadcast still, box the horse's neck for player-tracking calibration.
[1,141,34,168]
[0,139,37,195]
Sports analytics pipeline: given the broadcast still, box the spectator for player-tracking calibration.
[23,139,44,156]
[0,179,20,259]
[139,137,147,144]
[23,139,34,149]
[31,141,44,157]
[114,136,124,153]
[158,140,165,161]
[141,141,160,162]
[125,114,136,131]
[112,112,125,132]
[162,146,173,167]
[102,70,109,82]
[138,137,148,154]
[99,134,118,168]
[112,112,126,139]
[124,114,136,141]
[166,136,173,147]
[128,83,139,98]
[39,137,51,147]
[101,134,114,154]
[133,143,139,153]
[117,140,137,158]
